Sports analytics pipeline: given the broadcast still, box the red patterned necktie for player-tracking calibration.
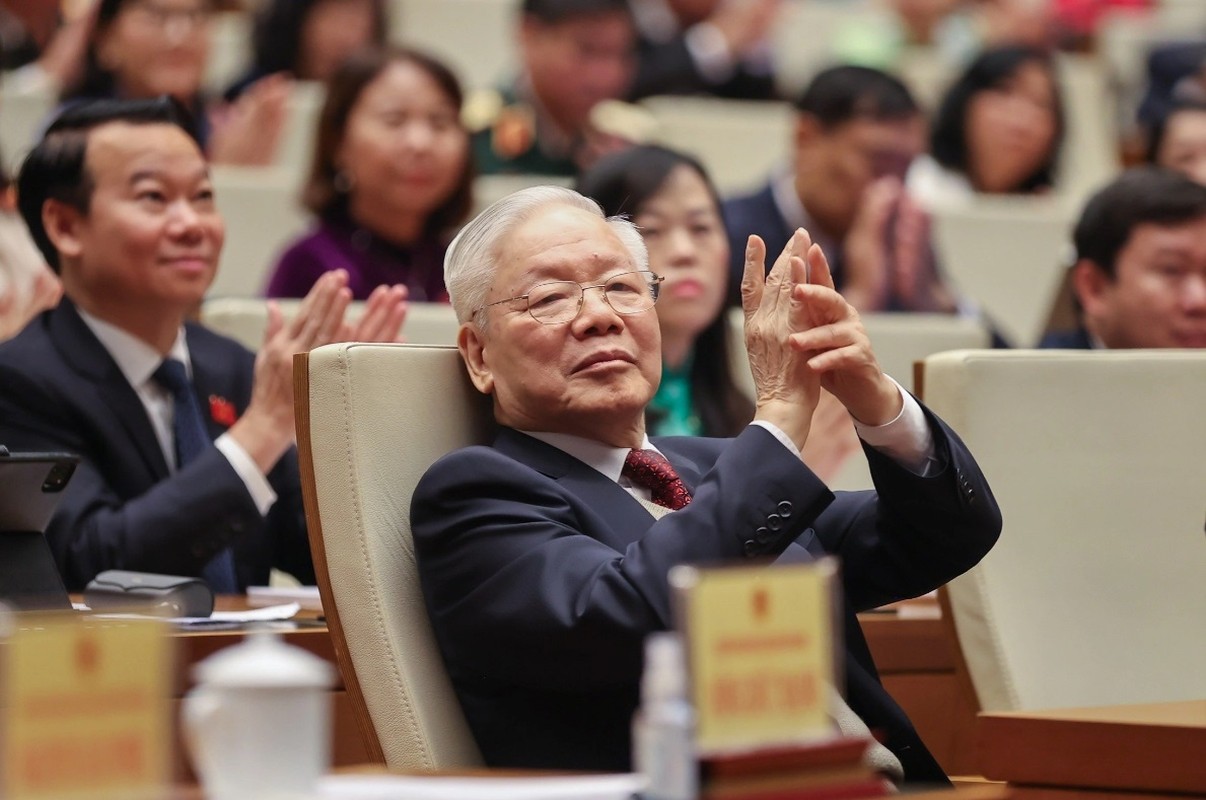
[622,449,693,511]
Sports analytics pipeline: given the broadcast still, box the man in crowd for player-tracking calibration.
[627,0,780,100]
[470,0,637,176]
[723,65,957,313]
[0,97,407,591]
[1041,167,1206,349]
[412,186,1001,783]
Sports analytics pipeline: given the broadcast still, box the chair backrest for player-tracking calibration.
[201,298,460,350]
[388,0,518,90]
[209,166,310,298]
[921,349,1206,713]
[0,85,56,174]
[472,174,574,217]
[642,96,794,196]
[296,343,493,768]
[930,195,1077,347]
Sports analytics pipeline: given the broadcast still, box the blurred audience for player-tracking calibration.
[1137,41,1206,133]
[266,47,472,302]
[626,0,779,100]
[468,0,636,176]
[1041,167,1206,349]
[723,66,957,314]
[61,0,289,165]
[910,45,1064,205]
[1146,99,1206,186]
[0,157,61,341]
[224,0,387,100]
[576,145,753,437]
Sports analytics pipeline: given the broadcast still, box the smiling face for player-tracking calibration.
[337,58,469,234]
[51,122,223,330]
[633,164,728,358]
[1077,218,1206,349]
[459,203,661,446]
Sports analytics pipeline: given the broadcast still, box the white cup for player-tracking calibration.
[183,631,335,800]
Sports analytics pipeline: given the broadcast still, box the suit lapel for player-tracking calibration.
[185,326,237,442]
[49,300,170,478]
[494,428,663,538]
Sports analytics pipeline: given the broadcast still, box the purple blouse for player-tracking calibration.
[264,218,450,303]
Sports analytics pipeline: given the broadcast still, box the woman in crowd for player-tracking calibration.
[910,45,1065,205]
[577,145,859,476]
[61,0,287,164]
[265,47,473,302]
[576,145,755,438]
[225,0,387,100]
[1146,99,1206,186]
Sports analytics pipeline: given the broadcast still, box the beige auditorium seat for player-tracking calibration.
[642,96,794,196]
[0,85,56,174]
[208,165,311,298]
[726,309,991,490]
[921,349,1206,713]
[297,343,492,767]
[930,195,1077,348]
[203,11,253,95]
[388,0,518,90]
[201,298,460,350]
[1052,54,1121,205]
[772,0,897,100]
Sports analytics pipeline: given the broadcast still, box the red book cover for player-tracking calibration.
[702,737,870,780]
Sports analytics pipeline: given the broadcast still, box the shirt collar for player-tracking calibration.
[76,308,191,388]
[771,168,842,261]
[522,430,659,483]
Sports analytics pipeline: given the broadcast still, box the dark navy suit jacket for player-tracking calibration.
[1038,327,1094,349]
[631,32,778,100]
[0,300,313,590]
[412,416,1001,783]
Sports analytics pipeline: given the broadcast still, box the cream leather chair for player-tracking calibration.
[297,343,492,767]
[921,349,1206,713]
[201,299,460,351]
[209,166,310,299]
[930,196,1077,347]
[388,0,517,90]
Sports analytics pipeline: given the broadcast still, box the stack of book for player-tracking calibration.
[699,736,891,800]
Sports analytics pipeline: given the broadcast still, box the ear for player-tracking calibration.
[42,199,86,262]
[1072,258,1112,317]
[794,114,823,154]
[458,322,495,396]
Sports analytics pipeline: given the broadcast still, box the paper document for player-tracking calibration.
[317,773,645,800]
[247,584,323,611]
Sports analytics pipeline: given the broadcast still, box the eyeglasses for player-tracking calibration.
[478,270,663,325]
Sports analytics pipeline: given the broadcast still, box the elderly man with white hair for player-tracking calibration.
[411,186,1001,785]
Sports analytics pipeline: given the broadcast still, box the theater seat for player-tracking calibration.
[296,343,493,768]
[921,349,1206,713]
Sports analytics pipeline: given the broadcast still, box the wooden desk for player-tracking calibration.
[168,598,371,782]
[859,598,977,777]
[978,701,1206,798]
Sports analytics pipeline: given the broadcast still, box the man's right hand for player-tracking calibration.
[229,270,355,472]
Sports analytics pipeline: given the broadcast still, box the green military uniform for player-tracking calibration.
[467,85,580,177]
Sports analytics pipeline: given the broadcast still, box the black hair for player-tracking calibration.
[521,0,630,23]
[930,45,1065,193]
[1074,166,1206,278]
[794,65,919,128]
[249,0,387,79]
[576,144,755,438]
[1145,98,1206,165]
[16,96,193,272]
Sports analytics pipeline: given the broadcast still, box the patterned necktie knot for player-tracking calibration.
[153,358,191,399]
[623,449,692,511]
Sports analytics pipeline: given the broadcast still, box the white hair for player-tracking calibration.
[444,185,649,327]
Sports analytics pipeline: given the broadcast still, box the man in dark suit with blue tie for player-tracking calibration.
[0,98,407,591]
[411,186,1002,784]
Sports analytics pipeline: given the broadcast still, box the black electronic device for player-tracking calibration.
[0,450,79,610]
[84,570,214,617]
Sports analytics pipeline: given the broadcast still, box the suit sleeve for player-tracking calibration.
[412,425,834,692]
[0,361,268,589]
[813,405,1002,612]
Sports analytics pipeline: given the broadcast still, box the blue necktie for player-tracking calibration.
[153,358,239,594]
